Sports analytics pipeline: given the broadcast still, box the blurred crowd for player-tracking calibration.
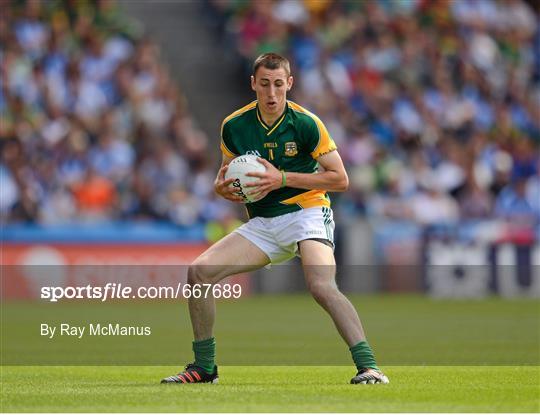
[1,0,234,227]
[207,0,540,227]
[1,0,539,231]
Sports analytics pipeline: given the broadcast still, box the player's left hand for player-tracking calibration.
[244,157,283,197]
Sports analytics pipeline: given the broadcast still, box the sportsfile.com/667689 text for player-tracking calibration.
[40,283,242,302]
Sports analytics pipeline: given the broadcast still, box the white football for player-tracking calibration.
[224,154,266,203]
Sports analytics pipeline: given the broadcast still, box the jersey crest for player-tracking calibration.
[284,141,298,157]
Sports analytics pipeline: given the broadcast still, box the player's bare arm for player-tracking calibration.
[245,151,349,196]
[214,155,244,203]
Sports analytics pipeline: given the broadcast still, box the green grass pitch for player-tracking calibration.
[1,366,539,412]
[1,295,539,412]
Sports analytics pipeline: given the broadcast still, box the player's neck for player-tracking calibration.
[259,104,286,126]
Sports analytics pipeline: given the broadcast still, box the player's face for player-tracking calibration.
[251,67,293,118]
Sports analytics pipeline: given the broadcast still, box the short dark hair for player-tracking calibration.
[253,53,291,78]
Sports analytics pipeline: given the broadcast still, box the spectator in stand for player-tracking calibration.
[71,167,117,220]
[495,167,539,224]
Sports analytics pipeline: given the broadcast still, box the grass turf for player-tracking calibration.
[1,366,539,412]
[1,295,539,411]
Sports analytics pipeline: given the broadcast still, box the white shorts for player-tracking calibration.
[234,206,335,264]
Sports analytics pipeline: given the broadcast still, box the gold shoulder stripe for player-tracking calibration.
[220,101,257,156]
[220,140,236,158]
[222,101,257,127]
[287,101,324,125]
[287,101,336,158]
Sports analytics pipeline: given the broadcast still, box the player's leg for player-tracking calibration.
[299,239,365,344]
[299,239,388,384]
[187,231,270,341]
[161,232,270,384]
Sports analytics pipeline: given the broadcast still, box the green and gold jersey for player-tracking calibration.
[220,100,337,218]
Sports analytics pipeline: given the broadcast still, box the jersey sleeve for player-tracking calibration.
[303,115,337,159]
[220,120,238,158]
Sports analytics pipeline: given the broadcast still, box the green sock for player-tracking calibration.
[193,337,216,374]
[350,340,379,371]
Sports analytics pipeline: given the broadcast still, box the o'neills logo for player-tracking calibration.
[232,179,248,201]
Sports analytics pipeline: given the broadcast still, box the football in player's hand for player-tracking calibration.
[224,154,267,203]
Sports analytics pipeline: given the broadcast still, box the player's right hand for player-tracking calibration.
[214,164,244,203]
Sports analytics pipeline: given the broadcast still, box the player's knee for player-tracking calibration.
[187,260,214,285]
[308,280,338,305]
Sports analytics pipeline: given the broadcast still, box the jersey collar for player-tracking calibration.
[256,102,288,136]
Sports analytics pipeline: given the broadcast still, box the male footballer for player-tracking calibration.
[161,53,389,385]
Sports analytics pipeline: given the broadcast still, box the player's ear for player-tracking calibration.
[251,75,256,91]
[287,76,293,91]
